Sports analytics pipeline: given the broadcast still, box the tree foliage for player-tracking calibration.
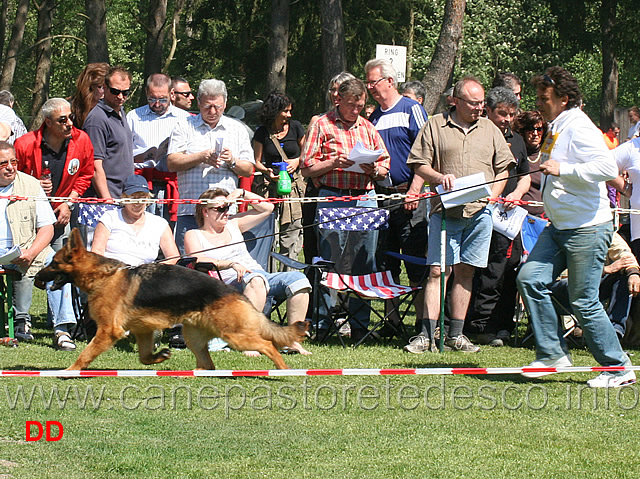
[0,0,639,127]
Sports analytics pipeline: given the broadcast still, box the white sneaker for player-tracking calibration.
[587,370,636,388]
[521,355,573,378]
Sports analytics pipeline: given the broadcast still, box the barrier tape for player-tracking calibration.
[0,365,637,378]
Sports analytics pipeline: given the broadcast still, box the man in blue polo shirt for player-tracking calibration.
[83,65,134,200]
[365,58,428,338]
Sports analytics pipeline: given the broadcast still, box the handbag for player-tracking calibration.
[268,134,304,224]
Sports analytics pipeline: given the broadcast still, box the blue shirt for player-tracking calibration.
[368,96,427,185]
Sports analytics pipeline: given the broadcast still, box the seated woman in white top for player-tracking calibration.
[184,187,311,355]
[91,174,179,265]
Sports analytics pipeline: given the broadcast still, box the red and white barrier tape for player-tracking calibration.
[0,365,637,378]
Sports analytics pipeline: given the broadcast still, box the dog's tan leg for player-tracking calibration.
[66,327,124,370]
[223,333,290,370]
[135,331,171,365]
[181,325,215,370]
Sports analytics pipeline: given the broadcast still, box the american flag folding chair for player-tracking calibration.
[314,206,419,347]
[321,269,420,347]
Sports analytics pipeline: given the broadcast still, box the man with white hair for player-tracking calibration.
[14,98,95,350]
[167,78,254,252]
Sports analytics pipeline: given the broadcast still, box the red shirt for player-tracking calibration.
[15,125,94,208]
[302,110,390,190]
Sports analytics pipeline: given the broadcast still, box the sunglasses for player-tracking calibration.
[106,85,131,98]
[55,113,75,124]
[0,159,17,170]
[525,127,544,133]
[175,91,193,98]
[147,97,169,104]
[208,204,230,213]
[542,74,556,86]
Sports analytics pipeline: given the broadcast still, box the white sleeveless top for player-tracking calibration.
[99,209,168,266]
[194,222,262,284]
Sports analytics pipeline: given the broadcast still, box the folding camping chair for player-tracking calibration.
[314,206,422,347]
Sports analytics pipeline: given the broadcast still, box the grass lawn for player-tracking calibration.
[0,289,639,478]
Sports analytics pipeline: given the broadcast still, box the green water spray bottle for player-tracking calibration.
[273,162,292,195]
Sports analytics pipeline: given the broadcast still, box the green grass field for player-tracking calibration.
[0,289,639,478]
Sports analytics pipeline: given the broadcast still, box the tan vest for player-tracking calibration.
[7,171,53,275]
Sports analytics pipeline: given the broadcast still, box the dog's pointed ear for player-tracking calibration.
[68,228,86,252]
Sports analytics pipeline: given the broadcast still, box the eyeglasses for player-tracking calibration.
[106,85,131,98]
[456,97,485,107]
[525,127,544,133]
[0,159,17,170]
[208,204,230,213]
[147,97,169,104]
[175,91,193,98]
[55,113,75,124]
[201,104,225,112]
[365,77,388,88]
[542,74,556,86]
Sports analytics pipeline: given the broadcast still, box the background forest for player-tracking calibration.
[1,0,639,130]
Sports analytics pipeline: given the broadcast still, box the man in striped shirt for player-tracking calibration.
[365,59,429,338]
[127,73,190,224]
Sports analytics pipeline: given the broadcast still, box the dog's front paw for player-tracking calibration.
[154,348,171,362]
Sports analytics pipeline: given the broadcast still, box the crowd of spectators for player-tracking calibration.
[1,61,639,388]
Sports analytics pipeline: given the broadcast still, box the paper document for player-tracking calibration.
[435,172,491,209]
[344,141,384,173]
[491,205,528,240]
[0,245,21,265]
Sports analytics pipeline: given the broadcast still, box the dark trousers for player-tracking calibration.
[550,273,631,340]
[466,231,523,335]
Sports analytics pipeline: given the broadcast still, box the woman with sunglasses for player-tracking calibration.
[184,187,312,355]
[91,174,179,265]
[513,110,547,218]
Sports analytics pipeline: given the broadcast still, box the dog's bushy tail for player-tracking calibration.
[260,316,309,349]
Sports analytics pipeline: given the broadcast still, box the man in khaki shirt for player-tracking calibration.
[403,76,514,353]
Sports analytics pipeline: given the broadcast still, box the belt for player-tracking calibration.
[376,183,408,194]
[319,185,369,196]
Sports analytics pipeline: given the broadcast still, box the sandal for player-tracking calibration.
[54,332,76,351]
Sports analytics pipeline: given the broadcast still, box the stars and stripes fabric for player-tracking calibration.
[321,270,418,299]
[317,207,389,231]
[77,203,118,227]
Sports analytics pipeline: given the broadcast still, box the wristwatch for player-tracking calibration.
[228,158,236,169]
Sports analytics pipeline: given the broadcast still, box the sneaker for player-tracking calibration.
[336,318,351,337]
[14,322,33,342]
[521,355,573,378]
[496,329,511,344]
[445,334,480,353]
[54,332,76,351]
[476,333,498,346]
[587,370,636,388]
[403,334,431,354]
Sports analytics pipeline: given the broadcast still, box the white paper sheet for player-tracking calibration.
[491,204,528,240]
[0,245,21,265]
[435,172,491,209]
[344,141,384,173]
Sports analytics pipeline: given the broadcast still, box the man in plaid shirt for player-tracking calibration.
[301,78,390,343]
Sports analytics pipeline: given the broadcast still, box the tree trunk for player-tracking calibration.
[0,0,30,90]
[29,0,55,130]
[266,0,289,94]
[406,4,415,81]
[85,0,109,63]
[320,0,346,110]
[143,0,167,80]
[162,0,188,73]
[0,0,9,67]
[421,0,466,115]
[600,0,618,130]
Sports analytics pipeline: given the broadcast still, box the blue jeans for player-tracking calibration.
[315,188,378,331]
[175,215,198,255]
[517,222,629,367]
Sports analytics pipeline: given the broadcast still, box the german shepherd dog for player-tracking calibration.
[35,229,308,370]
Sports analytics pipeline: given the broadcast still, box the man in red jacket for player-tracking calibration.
[14,98,94,350]
[15,97,94,247]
